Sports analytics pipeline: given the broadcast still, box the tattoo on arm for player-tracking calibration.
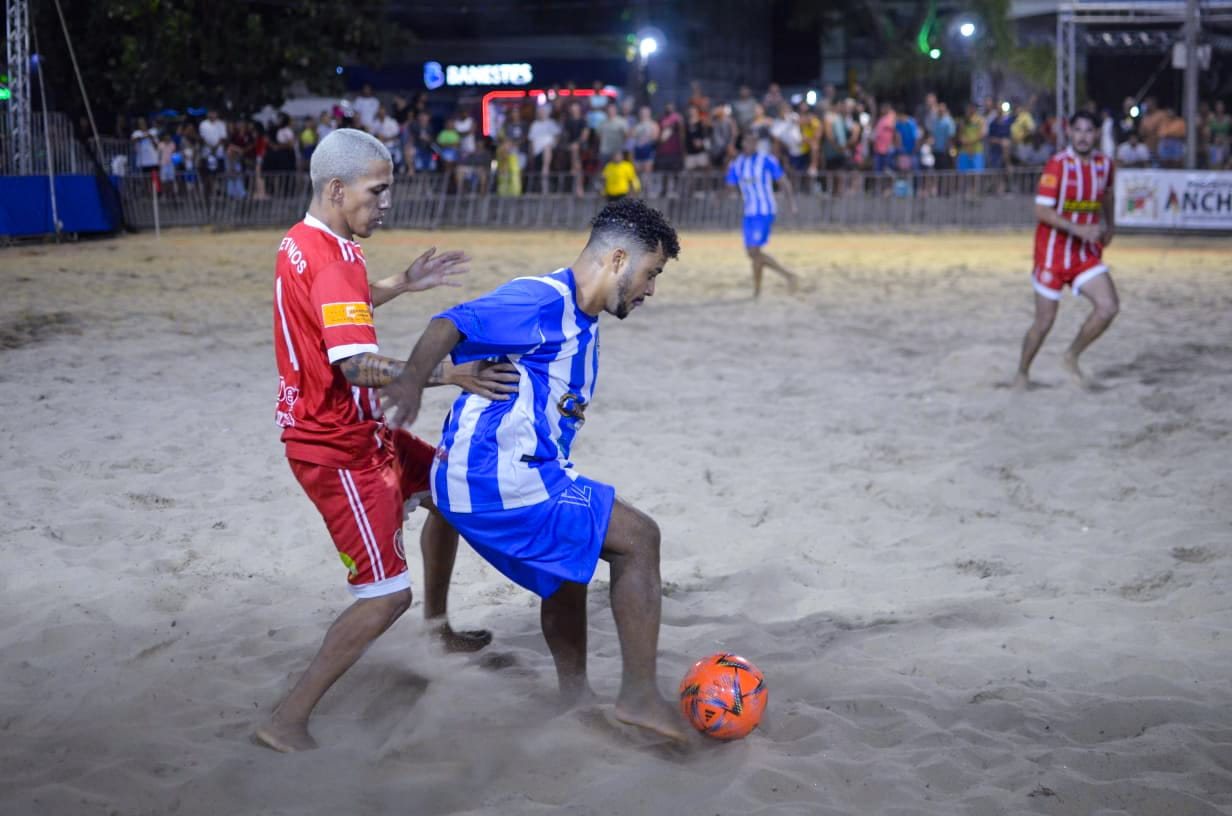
[338,353,404,387]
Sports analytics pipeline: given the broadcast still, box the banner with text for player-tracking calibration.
[1116,169,1232,230]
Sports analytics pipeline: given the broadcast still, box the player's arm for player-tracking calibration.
[1034,204,1100,243]
[339,351,518,396]
[381,318,462,429]
[370,246,471,307]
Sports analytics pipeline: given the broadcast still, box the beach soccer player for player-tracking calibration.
[1014,111,1118,390]
[726,133,799,297]
[260,129,519,753]
[381,198,689,742]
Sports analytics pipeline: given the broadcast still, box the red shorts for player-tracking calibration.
[289,430,435,598]
[1032,257,1107,301]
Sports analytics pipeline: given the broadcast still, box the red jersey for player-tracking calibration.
[1033,148,1113,273]
[274,214,388,469]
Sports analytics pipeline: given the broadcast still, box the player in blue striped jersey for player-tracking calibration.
[726,134,799,297]
[383,199,688,742]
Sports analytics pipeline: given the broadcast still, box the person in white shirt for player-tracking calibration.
[454,108,477,159]
[131,116,160,172]
[527,106,561,176]
[353,83,380,131]
[1115,133,1150,168]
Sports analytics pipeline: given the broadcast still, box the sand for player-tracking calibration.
[0,227,1229,816]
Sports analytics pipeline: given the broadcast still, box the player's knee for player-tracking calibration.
[636,515,661,560]
[1096,298,1119,322]
[373,588,413,621]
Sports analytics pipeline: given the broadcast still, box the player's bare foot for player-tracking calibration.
[254,717,318,753]
[786,273,800,294]
[1011,372,1030,392]
[432,621,492,653]
[1061,351,1090,389]
[613,692,690,743]
[558,682,599,710]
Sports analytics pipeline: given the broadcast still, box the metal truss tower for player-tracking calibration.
[6,0,31,174]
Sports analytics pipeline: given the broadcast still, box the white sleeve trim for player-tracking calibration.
[349,572,410,599]
[327,343,380,364]
[1035,195,1056,206]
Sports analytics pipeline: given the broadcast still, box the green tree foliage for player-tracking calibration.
[35,0,405,117]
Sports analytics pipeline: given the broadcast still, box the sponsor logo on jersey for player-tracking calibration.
[322,302,373,328]
[1061,199,1101,213]
[1040,173,1058,188]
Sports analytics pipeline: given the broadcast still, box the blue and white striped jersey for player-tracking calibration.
[431,268,600,513]
[726,152,784,216]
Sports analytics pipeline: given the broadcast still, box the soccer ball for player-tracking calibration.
[678,653,767,739]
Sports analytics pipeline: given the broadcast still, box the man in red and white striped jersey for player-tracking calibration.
[260,129,518,752]
[1014,111,1119,390]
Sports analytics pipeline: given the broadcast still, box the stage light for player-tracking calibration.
[959,21,976,38]
[639,37,658,59]
[929,48,942,59]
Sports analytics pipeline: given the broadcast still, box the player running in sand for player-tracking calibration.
[1014,111,1118,390]
[381,198,689,742]
[260,129,519,753]
[726,133,800,297]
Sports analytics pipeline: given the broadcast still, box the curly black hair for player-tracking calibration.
[588,197,680,260]
[1069,110,1101,130]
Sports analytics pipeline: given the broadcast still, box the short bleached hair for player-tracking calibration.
[309,128,391,196]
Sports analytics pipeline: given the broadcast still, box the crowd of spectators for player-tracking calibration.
[111,79,1232,200]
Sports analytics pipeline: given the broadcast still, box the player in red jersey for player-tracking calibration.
[258,129,518,753]
[1013,110,1119,390]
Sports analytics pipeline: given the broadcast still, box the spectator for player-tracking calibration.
[316,111,336,142]
[179,129,199,187]
[299,117,317,164]
[958,103,987,172]
[1204,100,1230,168]
[131,116,160,175]
[1115,132,1151,168]
[456,135,493,194]
[225,119,254,198]
[1010,103,1036,164]
[933,102,956,171]
[601,149,640,201]
[157,130,176,193]
[527,105,560,187]
[820,100,849,175]
[1157,109,1185,168]
[1115,96,1138,144]
[1100,108,1117,157]
[596,101,629,167]
[353,83,380,131]
[392,94,412,126]
[986,104,1012,171]
[265,113,298,174]
[499,105,528,170]
[373,105,402,170]
[763,83,785,113]
[707,103,736,168]
[410,110,436,174]
[872,102,898,174]
[631,105,659,181]
[1138,98,1165,158]
[732,85,758,134]
[771,102,806,173]
[496,138,522,196]
[684,104,710,171]
[895,105,920,171]
[436,116,462,178]
[586,80,609,130]
[655,102,685,176]
[750,103,775,154]
[454,107,477,162]
[687,81,711,121]
[796,101,822,175]
[844,99,866,171]
[251,121,269,200]
[561,100,590,195]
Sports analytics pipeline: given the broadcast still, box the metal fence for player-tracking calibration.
[113,167,1042,233]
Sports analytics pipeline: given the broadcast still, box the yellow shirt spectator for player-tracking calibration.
[1011,110,1036,145]
[602,158,640,198]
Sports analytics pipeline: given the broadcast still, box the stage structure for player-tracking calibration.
[1052,0,1232,166]
[6,0,31,175]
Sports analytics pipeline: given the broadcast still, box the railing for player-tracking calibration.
[112,167,1044,233]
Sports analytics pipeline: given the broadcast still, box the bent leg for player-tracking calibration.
[601,499,689,741]
[420,506,491,653]
[747,246,765,298]
[256,589,411,752]
[1014,292,1059,390]
[757,247,800,293]
[541,580,593,705]
[1064,272,1119,387]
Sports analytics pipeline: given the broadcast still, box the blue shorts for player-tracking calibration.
[742,214,775,248]
[958,153,985,172]
[633,143,656,163]
[439,476,616,598]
